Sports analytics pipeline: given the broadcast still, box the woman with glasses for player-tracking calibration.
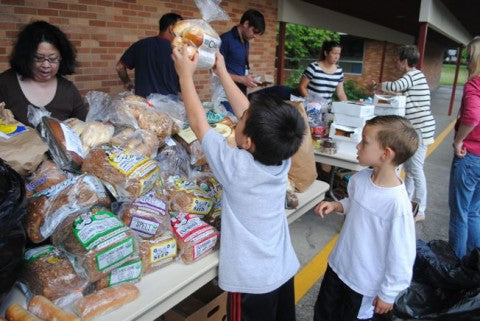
[298,40,347,105]
[0,21,87,126]
[448,37,480,259]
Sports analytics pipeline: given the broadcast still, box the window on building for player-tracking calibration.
[339,35,364,75]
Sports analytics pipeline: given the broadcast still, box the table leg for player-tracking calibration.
[327,166,338,201]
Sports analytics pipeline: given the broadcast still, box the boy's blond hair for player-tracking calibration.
[366,115,419,166]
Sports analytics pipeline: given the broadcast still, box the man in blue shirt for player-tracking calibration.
[116,13,182,98]
[220,9,265,95]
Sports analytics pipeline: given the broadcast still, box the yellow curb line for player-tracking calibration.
[294,118,457,303]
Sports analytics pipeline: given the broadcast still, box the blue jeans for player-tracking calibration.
[448,152,480,258]
[404,140,428,216]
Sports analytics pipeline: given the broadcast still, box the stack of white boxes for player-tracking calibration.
[330,101,375,154]
[373,94,406,116]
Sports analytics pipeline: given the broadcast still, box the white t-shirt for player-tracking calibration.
[202,129,300,294]
[330,168,416,303]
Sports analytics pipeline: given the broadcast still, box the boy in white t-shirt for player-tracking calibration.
[172,47,305,321]
[313,115,419,321]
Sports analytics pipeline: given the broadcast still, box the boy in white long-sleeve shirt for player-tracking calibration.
[313,115,419,321]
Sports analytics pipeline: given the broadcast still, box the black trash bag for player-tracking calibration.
[394,239,480,320]
[0,158,27,305]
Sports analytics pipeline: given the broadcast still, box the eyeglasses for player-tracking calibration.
[33,55,62,64]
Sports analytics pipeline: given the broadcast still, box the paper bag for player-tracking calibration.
[0,128,48,176]
[288,101,317,192]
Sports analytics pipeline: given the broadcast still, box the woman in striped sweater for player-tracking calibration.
[380,45,436,222]
[298,41,347,105]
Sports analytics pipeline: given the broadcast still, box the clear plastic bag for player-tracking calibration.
[52,207,139,283]
[26,174,111,243]
[110,128,159,159]
[21,245,89,305]
[146,93,187,130]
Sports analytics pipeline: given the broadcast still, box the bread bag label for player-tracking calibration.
[108,259,142,286]
[193,233,218,259]
[173,179,215,215]
[24,245,56,263]
[107,148,149,176]
[72,210,125,250]
[96,237,135,271]
[172,214,209,239]
[149,238,177,263]
[60,122,85,158]
[130,216,160,237]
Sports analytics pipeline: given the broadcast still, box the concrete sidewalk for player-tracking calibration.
[291,85,464,321]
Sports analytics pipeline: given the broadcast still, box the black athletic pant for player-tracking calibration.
[227,277,295,321]
[314,265,363,321]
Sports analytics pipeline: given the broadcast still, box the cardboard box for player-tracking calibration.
[374,94,406,108]
[334,113,374,127]
[162,281,227,321]
[332,101,375,117]
[374,105,406,116]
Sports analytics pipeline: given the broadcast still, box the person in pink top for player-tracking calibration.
[449,36,480,259]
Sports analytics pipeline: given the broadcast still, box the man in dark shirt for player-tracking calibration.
[220,9,265,95]
[116,13,182,98]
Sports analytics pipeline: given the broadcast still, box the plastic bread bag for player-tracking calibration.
[26,174,111,243]
[155,141,191,181]
[81,144,161,201]
[166,176,215,216]
[21,245,89,306]
[146,93,187,130]
[64,118,115,155]
[25,160,68,198]
[94,257,142,290]
[170,212,218,264]
[139,232,177,275]
[116,188,171,239]
[173,127,207,166]
[51,207,139,283]
[27,105,85,173]
[73,283,140,320]
[110,128,159,159]
[171,0,229,69]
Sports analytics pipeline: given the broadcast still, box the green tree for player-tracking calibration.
[282,23,339,66]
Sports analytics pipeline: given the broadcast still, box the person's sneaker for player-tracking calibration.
[414,214,425,222]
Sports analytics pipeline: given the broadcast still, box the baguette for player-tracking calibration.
[74,283,140,320]
[5,304,41,321]
[28,295,79,321]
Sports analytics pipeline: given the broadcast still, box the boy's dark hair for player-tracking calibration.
[319,40,341,60]
[159,13,182,32]
[10,20,78,78]
[240,9,265,35]
[366,115,419,165]
[243,94,305,165]
[398,45,419,67]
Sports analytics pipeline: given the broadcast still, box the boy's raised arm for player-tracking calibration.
[172,47,211,142]
[212,52,249,120]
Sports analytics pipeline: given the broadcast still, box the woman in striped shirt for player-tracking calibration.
[380,45,436,222]
[298,41,347,105]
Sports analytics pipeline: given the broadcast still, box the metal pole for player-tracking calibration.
[417,22,428,70]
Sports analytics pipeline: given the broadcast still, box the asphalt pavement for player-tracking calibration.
[291,85,463,321]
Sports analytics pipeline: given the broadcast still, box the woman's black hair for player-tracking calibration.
[9,20,78,78]
[319,40,341,61]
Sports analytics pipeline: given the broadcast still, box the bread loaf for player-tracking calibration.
[26,174,111,243]
[167,177,215,216]
[21,245,88,303]
[25,160,67,198]
[95,258,142,290]
[81,145,160,200]
[40,117,84,172]
[171,213,218,263]
[74,283,140,320]
[5,304,41,321]
[111,128,159,158]
[52,208,138,282]
[28,295,80,321]
[139,233,177,274]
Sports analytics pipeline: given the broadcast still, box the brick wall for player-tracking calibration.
[345,39,443,93]
[0,0,278,101]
